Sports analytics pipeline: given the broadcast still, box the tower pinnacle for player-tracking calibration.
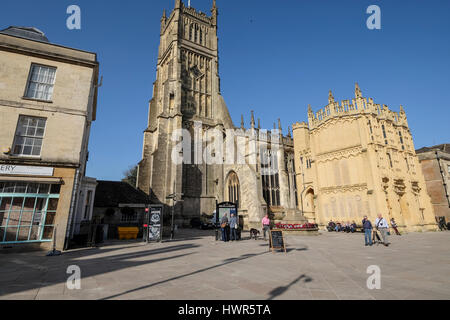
[211,0,218,22]
[355,82,362,98]
[328,90,335,104]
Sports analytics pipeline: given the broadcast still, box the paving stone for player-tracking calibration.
[0,229,449,300]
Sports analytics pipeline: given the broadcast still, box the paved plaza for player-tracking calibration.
[0,230,449,300]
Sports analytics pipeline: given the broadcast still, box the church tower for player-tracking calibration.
[137,0,233,223]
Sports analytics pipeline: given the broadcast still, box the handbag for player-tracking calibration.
[221,222,227,228]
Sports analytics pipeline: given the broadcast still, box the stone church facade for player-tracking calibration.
[292,84,437,232]
[137,0,301,229]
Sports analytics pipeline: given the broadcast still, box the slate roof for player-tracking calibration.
[94,180,150,207]
[416,144,450,154]
[0,26,49,43]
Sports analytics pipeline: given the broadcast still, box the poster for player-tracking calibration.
[148,206,162,242]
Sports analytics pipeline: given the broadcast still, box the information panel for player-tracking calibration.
[148,205,163,242]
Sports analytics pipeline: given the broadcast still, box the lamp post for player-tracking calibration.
[166,192,183,240]
[171,197,176,240]
[215,199,219,241]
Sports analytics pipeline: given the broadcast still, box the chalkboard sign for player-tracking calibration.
[269,230,286,253]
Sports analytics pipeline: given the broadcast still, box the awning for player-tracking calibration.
[0,176,64,184]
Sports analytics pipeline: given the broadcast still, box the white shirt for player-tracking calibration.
[375,217,389,229]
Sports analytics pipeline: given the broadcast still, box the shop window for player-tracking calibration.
[0,182,60,243]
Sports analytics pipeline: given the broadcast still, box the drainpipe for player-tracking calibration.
[64,168,80,250]
[299,157,306,215]
[435,150,450,208]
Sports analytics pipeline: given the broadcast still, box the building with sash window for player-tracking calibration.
[0,26,100,251]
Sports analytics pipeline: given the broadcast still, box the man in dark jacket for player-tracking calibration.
[362,216,373,246]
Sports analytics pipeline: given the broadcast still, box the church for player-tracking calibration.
[136,0,302,230]
[293,85,438,232]
[136,0,437,233]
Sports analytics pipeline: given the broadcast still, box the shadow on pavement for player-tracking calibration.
[101,250,269,300]
[0,243,200,297]
[267,274,313,300]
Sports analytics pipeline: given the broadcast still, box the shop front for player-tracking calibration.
[0,165,75,251]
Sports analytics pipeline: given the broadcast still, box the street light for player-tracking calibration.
[166,192,184,240]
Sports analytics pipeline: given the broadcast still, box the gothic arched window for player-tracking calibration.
[260,149,280,207]
[226,172,240,207]
[194,24,198,42]
[189,24,193,41]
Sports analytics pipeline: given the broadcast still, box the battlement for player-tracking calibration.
[292,122,308,130]
[182,5,214,24]
[307,84,408,130]
[238,111,294,146]
[161,1,217,34]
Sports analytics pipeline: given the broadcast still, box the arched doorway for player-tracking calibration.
[304,188,315,220]
[225,171,240,208]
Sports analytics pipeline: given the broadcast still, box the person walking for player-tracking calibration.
[262,214,271,241]
[229,213,238,241]
[375,214,390,246]
[362,216,373,246]
[390,218,401,236]
[221,213,229,242]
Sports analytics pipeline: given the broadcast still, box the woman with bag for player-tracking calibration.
[220,213,229,242]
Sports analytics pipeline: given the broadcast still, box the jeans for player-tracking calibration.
[379,228,389,244]
[221,227,229,242]
[364,228,372,245]
[230,227,237,241]
[263,225,270,239]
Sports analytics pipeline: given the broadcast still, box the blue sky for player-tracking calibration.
[1,0,449,181]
